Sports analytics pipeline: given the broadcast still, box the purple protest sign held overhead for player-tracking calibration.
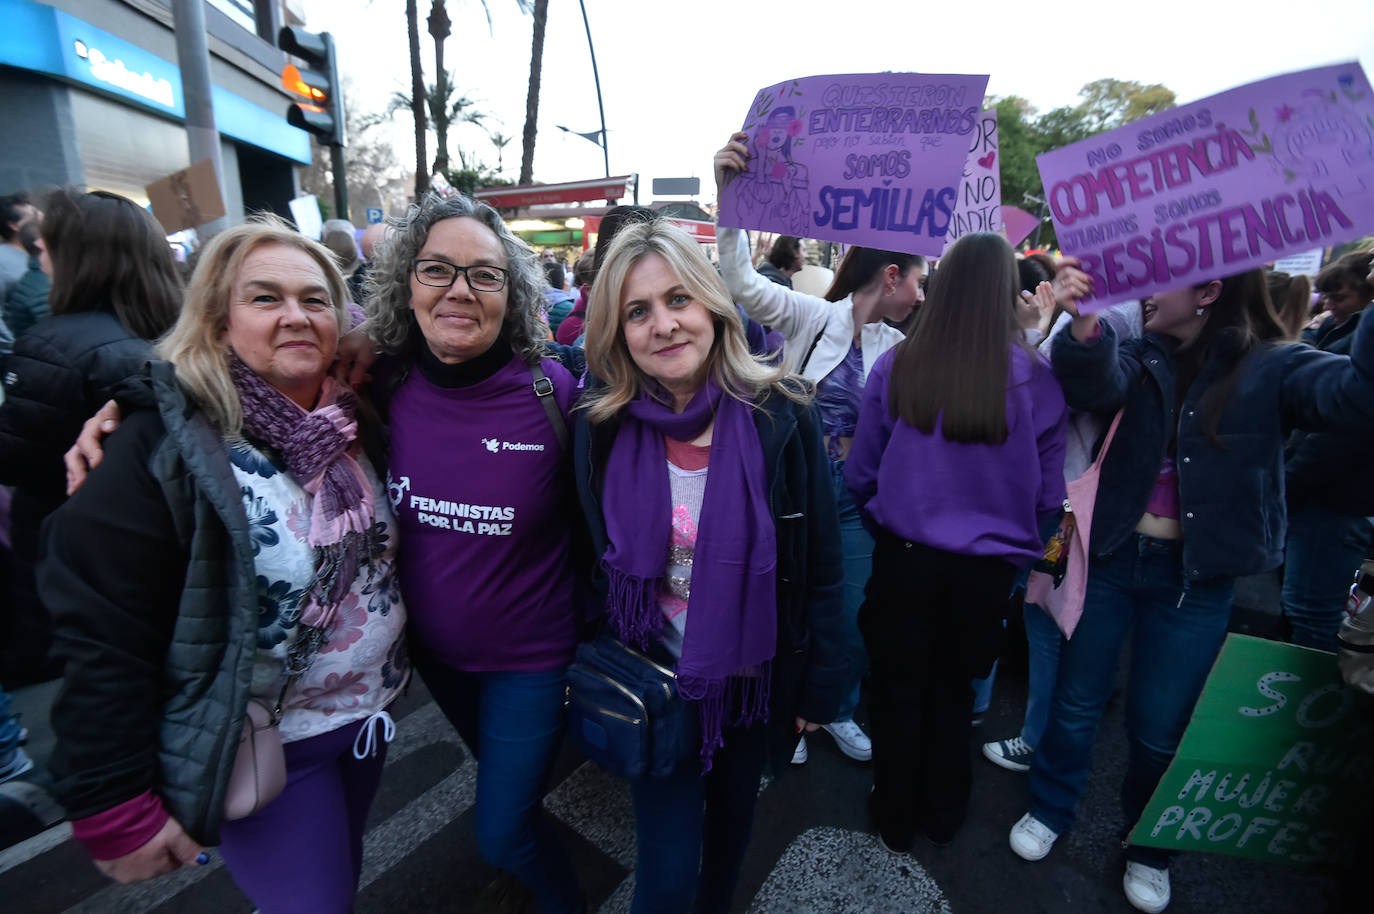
[1037,63,1374,311]
[719,73,989,256]
[944,109,1001,253]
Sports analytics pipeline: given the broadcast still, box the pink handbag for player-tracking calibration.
[223,698,286,821]
[1027,410,1124,640]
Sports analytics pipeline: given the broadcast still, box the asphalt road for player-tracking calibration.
[0,578,1339,913]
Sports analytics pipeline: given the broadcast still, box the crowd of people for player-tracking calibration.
[0,123,1370,914]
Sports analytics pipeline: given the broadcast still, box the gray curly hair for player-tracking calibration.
[363,192,547,364]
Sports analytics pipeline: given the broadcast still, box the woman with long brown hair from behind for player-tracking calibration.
[0,187,181,685]
[845,231,1068,850]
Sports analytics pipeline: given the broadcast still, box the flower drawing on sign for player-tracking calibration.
[736,105,811,235]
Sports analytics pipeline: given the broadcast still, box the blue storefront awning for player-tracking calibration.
[0,0,311,165]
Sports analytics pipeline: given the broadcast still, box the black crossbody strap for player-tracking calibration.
[529,361,568,453]
[796,321,829,377]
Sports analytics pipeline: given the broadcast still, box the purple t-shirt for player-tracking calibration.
[814,342,864,462]
[845,346,1068,564]
[387,354,578,672]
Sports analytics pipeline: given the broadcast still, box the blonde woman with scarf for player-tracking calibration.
[574,218,848,914]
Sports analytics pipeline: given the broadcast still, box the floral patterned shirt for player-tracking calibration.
[231,441,409,743]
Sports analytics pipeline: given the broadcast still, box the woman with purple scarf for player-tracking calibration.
[574,218,847,914]
[42,218,407,912]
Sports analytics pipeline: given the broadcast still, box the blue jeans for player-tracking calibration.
[1020,601,1062,749]
[629,722,769,914]
[832,460,873,722]
[1282,506,1373,651]
[1028,534,1234,869]
[417,659,582,914]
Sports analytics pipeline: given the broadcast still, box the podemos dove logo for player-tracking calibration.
[482,437,500,453]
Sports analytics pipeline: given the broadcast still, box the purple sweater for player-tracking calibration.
[845,346,1068,564]
[388,354,578,671]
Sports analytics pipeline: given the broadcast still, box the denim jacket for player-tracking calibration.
[1051,313,1374,583]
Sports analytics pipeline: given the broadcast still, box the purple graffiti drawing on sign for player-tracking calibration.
[720,73,990,256]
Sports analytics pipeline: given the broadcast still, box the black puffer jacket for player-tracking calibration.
[0,311,152,680]
[0,311,151,503]
[41,361,262,845]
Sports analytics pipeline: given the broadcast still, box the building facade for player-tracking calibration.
[0,0,311,221]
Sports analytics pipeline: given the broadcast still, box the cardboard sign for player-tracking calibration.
[289,194,323,240]
[1129,634,1374,865]
[719,73,989,256]
[943,109,1001,252]
[145,158,226,234]
[1272,248,1325,276]
[1036,63,1374,311]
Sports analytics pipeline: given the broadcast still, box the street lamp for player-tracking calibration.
[574,0,609,179]
[557,124,608,178]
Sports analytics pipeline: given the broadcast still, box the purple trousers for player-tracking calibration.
[218,714,390,914]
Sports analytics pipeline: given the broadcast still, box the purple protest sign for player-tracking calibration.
[944,109,1001,253]
[1003,206,1041,248]
[1037,63,1374,311]
[719,73,989,256]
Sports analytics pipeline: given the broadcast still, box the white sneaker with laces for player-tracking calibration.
[1008,812,1058,861]
[821,719,873,761]
[1123,861,1171,913]
[791,734,808,765]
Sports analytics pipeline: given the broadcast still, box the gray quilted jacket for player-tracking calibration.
[42,360,260,845]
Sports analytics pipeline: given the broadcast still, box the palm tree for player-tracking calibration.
[518,0,546,184]
[488,130,513,176]
[406,0,427,197]
[427,1,453,175]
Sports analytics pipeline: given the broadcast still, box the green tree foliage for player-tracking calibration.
[988,78,1177,248]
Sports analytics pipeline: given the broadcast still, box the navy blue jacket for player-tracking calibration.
[1051,314,1374,583]
[573,383,847,775]
[1285,307,1374,514]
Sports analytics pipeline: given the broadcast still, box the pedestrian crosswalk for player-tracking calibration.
[0,682,1336,914]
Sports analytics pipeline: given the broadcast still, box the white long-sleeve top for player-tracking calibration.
[717,227,903,384]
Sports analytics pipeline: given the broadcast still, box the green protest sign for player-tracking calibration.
[1130,634,1374,865]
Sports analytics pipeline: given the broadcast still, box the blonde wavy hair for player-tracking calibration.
[580,219,809,423]
[156,215,349,436]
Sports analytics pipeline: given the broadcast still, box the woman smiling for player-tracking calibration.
[575,218,846,914]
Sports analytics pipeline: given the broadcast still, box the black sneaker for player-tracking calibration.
[982,736,1034,772]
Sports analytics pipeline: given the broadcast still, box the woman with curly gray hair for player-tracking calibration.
[363,192,583,912]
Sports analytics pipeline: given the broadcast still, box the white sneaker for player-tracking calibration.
[791,734,808,765]
[0,748,35,786]
[821,719,873,761]
[1123,861,1171,913]
[1008,812,1058,861]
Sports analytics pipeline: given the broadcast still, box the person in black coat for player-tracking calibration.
[0,188,180,685]
[1282,249,1374,650]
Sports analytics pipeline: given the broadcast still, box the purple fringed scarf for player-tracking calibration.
[230,356,376,630]
[600,380,777,770]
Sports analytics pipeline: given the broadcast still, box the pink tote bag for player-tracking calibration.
[1026,410,1124,639]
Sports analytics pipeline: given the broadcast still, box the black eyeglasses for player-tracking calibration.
[412,259,509,292]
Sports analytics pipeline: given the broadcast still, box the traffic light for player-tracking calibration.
[277,26,345,148]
